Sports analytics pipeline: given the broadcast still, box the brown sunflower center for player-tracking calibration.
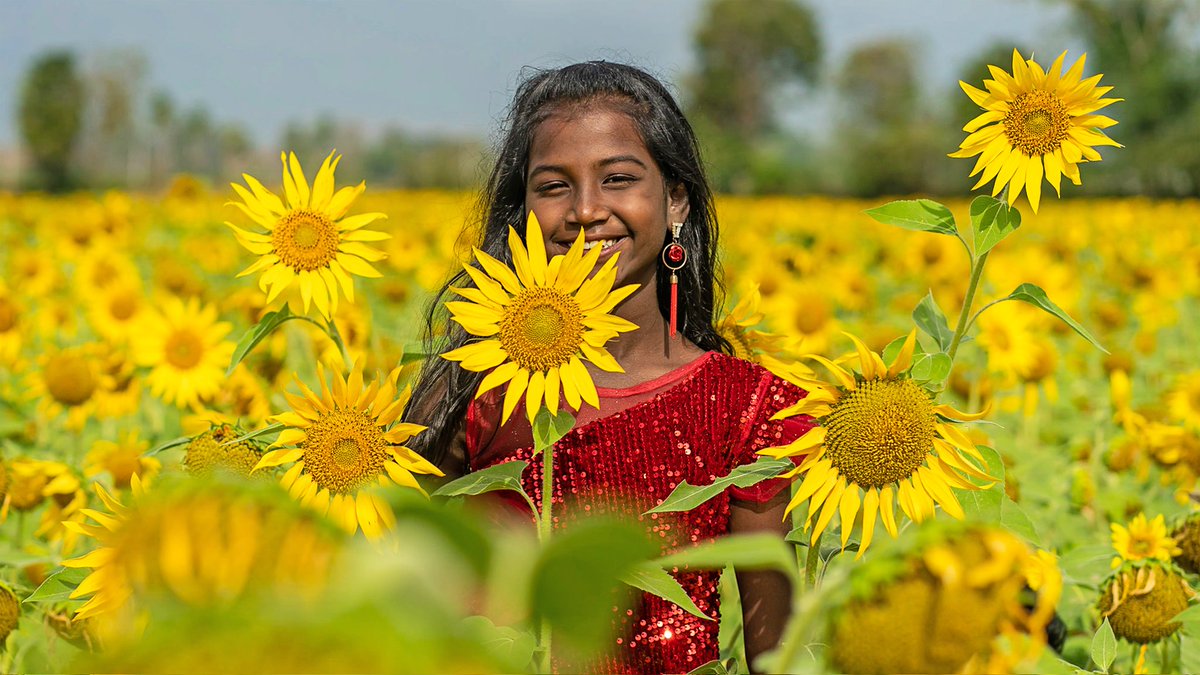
[824,378,935,489]
[1100,566,1190,644]
[108,289,140,321]
[184,426,262,477]
[1004,90,1070,156]
[272,209,339,272]
[302,409,388,494]
[44,352,97,406]
[792,301,830,334]
[165,329,204,369]
[0,297,17,332]
[499,287,583,371]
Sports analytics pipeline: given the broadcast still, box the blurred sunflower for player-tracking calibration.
[134,296,235,410]
[716,285,801,370]
[441,212,640,424]
[227,151,389,320]
[87,279,149,344]
[253,361,438,538]
[182,422,265,478]
[950,49,1121,212]
[27,344,111,430]
[761,331,992,557]
[0,281,23,366]
[85,429,161,490]
[7,248,61,297]
[1167,372,1200,431]
[63,478,343,627]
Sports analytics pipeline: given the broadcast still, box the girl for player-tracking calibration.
[408,61,812,673]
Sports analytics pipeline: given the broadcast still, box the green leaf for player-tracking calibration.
[654,533,798,582]
[956,444,1005,522]
[1169,602,1200,625]
[458,616,536,670]
[999,495,1039,544]
[400,349,430,365]
[1001,283,1107,353]
[863,199,958,236]
[530,519,655,656]
[1090,617,1116,672]
[222,422,284,446]
[909,352,951,385]
[23,566,89,604]
[686,660,729,675]
[432,460,530,499]
[622,563,712,621]
[227,306,299,375]
[148,435,191,455]
[532,408,575,453]
[645,458,793,514]
[969,195,1022,256]
[912,291,954,352]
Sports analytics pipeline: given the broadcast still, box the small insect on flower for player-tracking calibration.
[950,49,1121,213]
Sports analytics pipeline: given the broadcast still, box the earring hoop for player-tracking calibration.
[662,222,687,338]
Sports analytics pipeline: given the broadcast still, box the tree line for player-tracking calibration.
[12,0,1200,196]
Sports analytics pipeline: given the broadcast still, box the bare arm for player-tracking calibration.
[730,490,792,672]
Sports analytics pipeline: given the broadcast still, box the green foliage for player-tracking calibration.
[433,460,533,510]
[912,291,954,352]
[1090,617,1117,672]
[645,458,793,514]
[529,519,655,659]
[17,50,85,192]
[969,195,1022,257]
[621,564,712,621]
[531,408,574,454]
[863,199,957,236]
[23,567,88,605]
[1000,283,1107,353]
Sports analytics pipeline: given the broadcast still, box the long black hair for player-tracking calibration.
[406,61,731,466]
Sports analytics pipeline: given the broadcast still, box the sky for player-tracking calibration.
[0,0,1081,147]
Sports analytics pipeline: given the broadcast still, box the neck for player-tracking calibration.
[606,279,696,363]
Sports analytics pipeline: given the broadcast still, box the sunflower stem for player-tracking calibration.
[804,531,822,589]
[947,250,989,362]
[533,444,555,672]
[323,317,351,367]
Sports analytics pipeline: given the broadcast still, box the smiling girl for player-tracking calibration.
[408,61,812,673]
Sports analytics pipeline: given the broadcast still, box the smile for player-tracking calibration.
[581,238,620,252]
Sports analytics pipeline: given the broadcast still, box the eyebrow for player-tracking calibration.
[527,155,649,180]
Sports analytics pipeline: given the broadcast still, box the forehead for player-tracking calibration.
[528,106,654,166]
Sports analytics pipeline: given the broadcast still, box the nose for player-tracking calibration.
[566,184,610,228]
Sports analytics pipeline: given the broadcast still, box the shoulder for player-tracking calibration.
[701,352,804,396]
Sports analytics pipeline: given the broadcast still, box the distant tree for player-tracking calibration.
[79,48,149,185]
[17,50,85,191]
[688,0,822,193]
[834,39,938,196]
[1058,0,1200,195]
[148,90,176,186]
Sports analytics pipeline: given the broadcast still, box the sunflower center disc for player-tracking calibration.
[109,290,139,321]
[1004,90,1070,156]
[272,209,339,272]
[331,438,361,471]
[823,378,936,489]
[44,353,97,406]
[500,288,584,372]
[302,409,387,494]
[165,330,205,369]
[0,298,17,332]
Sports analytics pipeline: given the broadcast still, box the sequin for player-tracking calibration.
[467,352,812,673]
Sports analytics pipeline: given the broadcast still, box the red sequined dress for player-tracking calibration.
[466,351,812,674]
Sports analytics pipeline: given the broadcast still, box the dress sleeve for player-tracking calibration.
[729,369,817,504]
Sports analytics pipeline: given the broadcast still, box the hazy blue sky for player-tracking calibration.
[0,0,1080,146]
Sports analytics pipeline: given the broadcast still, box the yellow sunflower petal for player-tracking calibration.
[838,486,861,550]
[856,489,879,560]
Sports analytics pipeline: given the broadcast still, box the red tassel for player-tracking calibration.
[669,272,678,338]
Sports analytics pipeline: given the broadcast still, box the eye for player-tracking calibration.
[533,181,568,195]
[604,174,637,186]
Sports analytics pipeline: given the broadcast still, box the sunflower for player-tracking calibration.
[1098,561,1194,644]
[441,212,640,424]
[133,296,235,410]
[0,280,23,366]
[1167,372,1200,431]
[828,524,1061,674]
[85,429,161,490]
[950,49,1121,212]
[252,360,439,538]
[716,284,802,372]
[227,151,389,320]
[27,344,112,430]
[0,583,18,644]
[182,422,264,478]
[63,477,343,628]
[87,279,149,344]
[1111,513,1182,568]
[761,331,993,558]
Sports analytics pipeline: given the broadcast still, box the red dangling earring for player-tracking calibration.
[661,222,687,339]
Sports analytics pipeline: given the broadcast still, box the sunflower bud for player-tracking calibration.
[1097,562,1193,644]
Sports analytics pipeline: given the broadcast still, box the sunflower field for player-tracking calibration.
[1,51,1200,674]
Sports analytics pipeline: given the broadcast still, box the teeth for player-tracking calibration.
[582,239,618,251]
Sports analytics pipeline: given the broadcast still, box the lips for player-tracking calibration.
[552,235,629,258]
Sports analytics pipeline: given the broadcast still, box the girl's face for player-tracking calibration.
[524,105,689,292]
